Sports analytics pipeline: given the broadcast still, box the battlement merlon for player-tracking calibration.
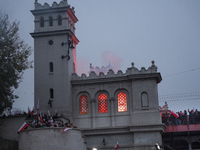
[32,0,78,23]
[34,0,67,10]
[71,60,162,84]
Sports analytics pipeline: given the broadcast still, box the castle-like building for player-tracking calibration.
[25,0,165,149]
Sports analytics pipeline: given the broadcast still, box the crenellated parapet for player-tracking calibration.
[31,0,78,34]
[34,0,69,10]
[72,60,159,81]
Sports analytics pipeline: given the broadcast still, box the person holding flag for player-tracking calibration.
[170,110,179,125]
[27,106,31,118]
[48,110,51,117]
[37,99,39,110]
[32,105,35,117]
[40,111,43,124]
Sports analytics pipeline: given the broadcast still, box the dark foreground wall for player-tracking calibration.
[0,116,26,141]
[0,136,18,150]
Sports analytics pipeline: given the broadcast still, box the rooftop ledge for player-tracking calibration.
[71,61,162,84]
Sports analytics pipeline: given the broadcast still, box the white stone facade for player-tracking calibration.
[30,0,165,149]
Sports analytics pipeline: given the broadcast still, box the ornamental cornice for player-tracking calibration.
[30,29,74,37]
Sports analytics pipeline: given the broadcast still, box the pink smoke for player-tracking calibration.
[77,59,89,76]
[101,50,123,73]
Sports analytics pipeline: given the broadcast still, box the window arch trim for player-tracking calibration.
[141,92,149,107]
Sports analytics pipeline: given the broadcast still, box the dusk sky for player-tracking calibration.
[1,0,200,112]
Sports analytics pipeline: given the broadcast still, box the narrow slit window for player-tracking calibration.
[50,88,54,99]
[40,17,44,27]
[98,94,108,113]
[80,95,88,114]
[49,16,53,26]
[58,15,62,25]
[49,62,53,72]
[118,92,127,112]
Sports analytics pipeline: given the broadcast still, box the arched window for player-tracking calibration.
[40,17,44,27]
[98,94,107,113]
[58,15,62,25]
[50,88,54,99]
[79,95,88,114]
[118,92,127,112]
[141,92,149,107]
[49,62,53,72]
[49,16,53,26]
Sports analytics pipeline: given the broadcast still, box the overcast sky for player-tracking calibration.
[1,0,200,112]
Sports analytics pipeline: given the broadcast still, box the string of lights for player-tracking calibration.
[158,91,200,102]
[163,67,200,78]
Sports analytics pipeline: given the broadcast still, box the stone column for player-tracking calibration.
[110,97,115,127]
[91,98,96,128]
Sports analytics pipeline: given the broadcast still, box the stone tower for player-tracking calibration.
[30,0,79,115]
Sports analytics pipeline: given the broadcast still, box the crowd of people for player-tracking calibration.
[25,113,77,129]
[161,109,200,126]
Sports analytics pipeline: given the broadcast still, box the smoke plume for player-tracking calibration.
[101,50,123,73]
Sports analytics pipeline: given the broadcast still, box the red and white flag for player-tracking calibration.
[61,127,72,132]
[40,111,43,124]
[171,110,179,118]
[34,112,37,117]
[36,99,39,110]
[114,142,119,150]
[48,110,51,117]
[18,122,28,133]
[55,109,57,114]
[192,107,195,112]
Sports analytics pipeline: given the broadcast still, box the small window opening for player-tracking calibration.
[40,17,44,27]
[49,16,53,26]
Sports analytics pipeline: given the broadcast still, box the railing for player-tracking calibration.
[162,115,200,126]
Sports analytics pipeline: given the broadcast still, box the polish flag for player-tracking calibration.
[192,107,195,112]
[114,142,119,150]
[55,109,57,114]
[48,110,51,117]
[171,110,179,118]
[34,112,37,117]
[61,127,72,132]
[40,111,43,124]
[36,99,39,110]
[18,122,28,133]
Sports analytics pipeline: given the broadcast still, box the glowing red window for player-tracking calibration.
[118,92,127,112]
[98,94,108,113]
[80,95,88,114]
